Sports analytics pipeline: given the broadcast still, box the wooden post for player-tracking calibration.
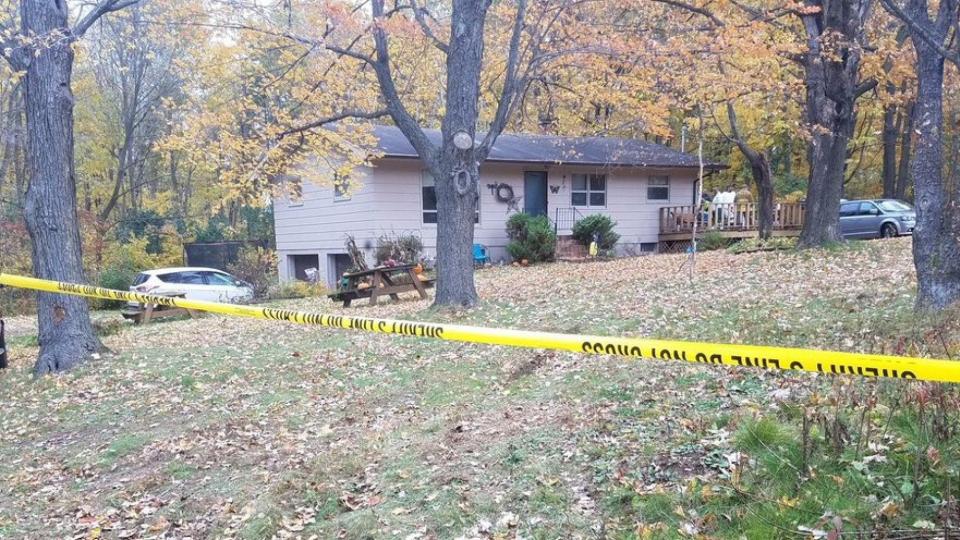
[0,318,7,369]
[369,271,382,306]
[688,109,705,279]
[409,268,428,299]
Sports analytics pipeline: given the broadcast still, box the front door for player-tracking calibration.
[524,171,548,216]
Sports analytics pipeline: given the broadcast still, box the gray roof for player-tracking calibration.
[371,125,725,169]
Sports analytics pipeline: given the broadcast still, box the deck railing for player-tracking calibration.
[659,202,805,235]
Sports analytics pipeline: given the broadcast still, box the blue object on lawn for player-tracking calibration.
[473,244,490,266]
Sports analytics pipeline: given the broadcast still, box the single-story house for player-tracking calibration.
[274,125,724,286]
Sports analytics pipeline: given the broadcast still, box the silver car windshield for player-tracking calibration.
[877,200,913,212]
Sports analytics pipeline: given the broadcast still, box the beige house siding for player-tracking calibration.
[547,166,697,244]
[274,157,698,286]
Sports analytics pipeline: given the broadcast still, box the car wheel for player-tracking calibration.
[881,223,898,238]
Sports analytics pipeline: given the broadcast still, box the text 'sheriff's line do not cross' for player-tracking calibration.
[0,273,956,383]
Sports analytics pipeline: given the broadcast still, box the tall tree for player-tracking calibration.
[363,0,532,307]
[881,99,900,198]
[723,103,776,239]
[1,0,141,374]
[895,100,914,198]
[80,3,180,223]
[797,0,877,247]
[881,0,960,310]
[641,0,800,241]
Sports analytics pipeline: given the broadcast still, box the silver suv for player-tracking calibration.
[839,199,916,239]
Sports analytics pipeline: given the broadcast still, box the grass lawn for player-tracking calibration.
[1,237,959,539]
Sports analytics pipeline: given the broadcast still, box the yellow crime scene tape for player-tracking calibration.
[0,272,957,383]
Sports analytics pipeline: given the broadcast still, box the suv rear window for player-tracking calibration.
[132,273,150,286]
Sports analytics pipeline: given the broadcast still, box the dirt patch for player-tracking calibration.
[504,352,552,382]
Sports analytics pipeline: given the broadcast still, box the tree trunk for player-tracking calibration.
[911,41,960,310]
[368,0,527,308]
[797,1,864,248]
[0,319,7,369]
[431,0,487,307]
[798,92,854,247]
[896,101,914,199]
[21,0,102,374]
[752,153,775,240]
[882,103,899,198]
[726,103,775,240]
[12,88,25,205]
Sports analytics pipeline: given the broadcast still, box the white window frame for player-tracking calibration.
[647,175,670,201]
[421,170,480,225]
[571,173,607,208]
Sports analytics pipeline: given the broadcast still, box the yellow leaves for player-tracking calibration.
[777,495,799,508]
[877,499,900,519]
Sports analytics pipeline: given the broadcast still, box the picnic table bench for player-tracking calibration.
[121,292,202,325]
[327,264,434,307]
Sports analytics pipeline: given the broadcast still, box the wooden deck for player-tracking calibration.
[658,202,805,242]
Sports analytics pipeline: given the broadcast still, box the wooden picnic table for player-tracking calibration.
[121,292,202,325]
[327,264,433,307]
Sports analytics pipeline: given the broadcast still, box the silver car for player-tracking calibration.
[839,199,916,239]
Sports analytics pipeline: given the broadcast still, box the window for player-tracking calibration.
[647,175,670,201]
[571,173,606,207]
[422,170,479,224]
[290,254,320,281]
[329,254,354,286]
[422,170,438,223]
[878,200,912,212]
[840,202,859,217]
[859,202,880,216]
[334,174,350,201]
[203,271,240,286]
[163,271,205,285]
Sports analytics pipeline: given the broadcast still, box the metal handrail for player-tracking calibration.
[554,207,584,233]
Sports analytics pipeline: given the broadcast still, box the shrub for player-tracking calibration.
[91,237,156,309]
[89,234,185,309]
[92,266,136,309]
[697,231,729,251]
[267,281,326,299]
[375,232,423,265]
[506,213,556,263]
[572,214,620,253]
[227,247,279,299]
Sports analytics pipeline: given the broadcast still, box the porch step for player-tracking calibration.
[555,235,588,261]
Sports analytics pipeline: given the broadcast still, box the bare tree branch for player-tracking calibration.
[478,0,527,158]
[277,109,389,139]
[74,0,143,37]
[325,43,376,65]
[409,0,448,54]
[650,0,724,27]
[880,0,960,65]
[855,78,879,97]
[369,0,436,167]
